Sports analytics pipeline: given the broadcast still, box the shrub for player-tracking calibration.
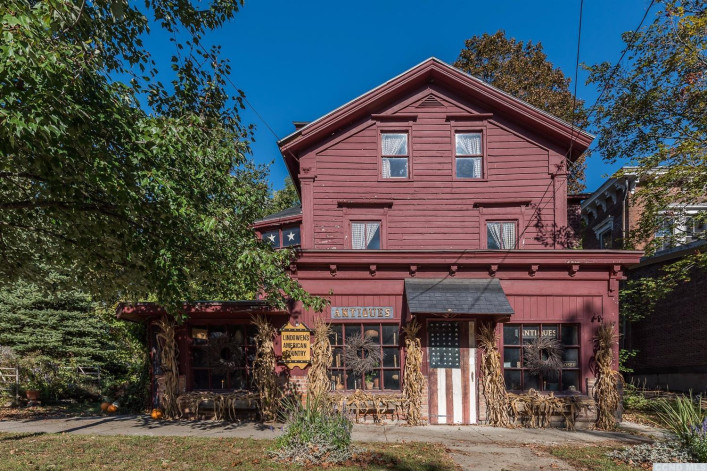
[271,396,353,464]
[688,417,707,463]
[623,388,652,412]
[654,393,707,445]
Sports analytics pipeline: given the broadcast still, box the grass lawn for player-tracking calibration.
[549,445,645,471]
[0,433,458,471]
[0,403,105,420]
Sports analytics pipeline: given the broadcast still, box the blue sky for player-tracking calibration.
[194,0,655,193]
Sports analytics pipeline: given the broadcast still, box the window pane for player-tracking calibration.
[212,373,226,390]
[209,327,227,339]
[381,133,408,155]
[345,324,361,340]
[522,325,539,344]
[332,347,344,368]
[524,371,540,390]
[366,370,380,391]
[364,326,381,344]
[545,374,560,391]
[192,326,208,345]
[563,348,579,368]
[504,348,521,368]
[192,348,207,368]
[561,370,580,391]
[456,157,482,178]
[193,370,209,389]
[504,370,521,390]
[366,223,381,249]
[232,326,246,346]
[383,370,400,390]
[346,372,359,390]
[487,223,501,250]
[231,370,247,390]
[503,325,520,345]
[501,222,516,249]
[383,348,400,368]
[282,226,301,247]
[561,325,578,346]
[330,371,344,391]
[382,157,408,178]
[455,133,482,155]
[382,325,399,345]
[542,325,558,339]
[329,325,343,346]
[262,230,279,248]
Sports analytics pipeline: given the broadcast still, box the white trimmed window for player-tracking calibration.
[487,221,516,250]
[455,132,483,179]
[352,222,381,249]
[381,133,408,178]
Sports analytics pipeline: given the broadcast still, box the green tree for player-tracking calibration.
[266,177,300,216]
[454,30,590,192]
[0,0,324,317]
[587,0,706,321]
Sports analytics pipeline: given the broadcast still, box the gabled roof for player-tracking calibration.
[279,57,594,186]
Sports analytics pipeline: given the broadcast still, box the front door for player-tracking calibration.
[428,320,476,424]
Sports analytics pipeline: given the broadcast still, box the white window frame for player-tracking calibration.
[380,132,409,179]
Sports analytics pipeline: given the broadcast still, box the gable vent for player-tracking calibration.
[417,95,444,108]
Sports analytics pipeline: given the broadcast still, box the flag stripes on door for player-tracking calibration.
[428,320,476,424]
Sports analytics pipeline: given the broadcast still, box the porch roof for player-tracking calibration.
[404,278,514,316]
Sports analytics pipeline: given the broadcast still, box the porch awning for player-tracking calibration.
[404,278,514,316]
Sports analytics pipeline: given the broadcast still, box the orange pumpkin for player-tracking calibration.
[107,404,118,413]
[150,408,163,420]
[100,402,111,412]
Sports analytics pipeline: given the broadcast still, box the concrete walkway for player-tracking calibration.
[0,415,663,470]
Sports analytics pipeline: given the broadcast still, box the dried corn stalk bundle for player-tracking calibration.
[508,389,562,428]
[330,390,405,423]
[155,315,179,419]
[594,322,620,430]
[477,322,510,427]
[402,320,425,425]
[252,315,278,422]
[176,390,259,421]
[307,319,332,400]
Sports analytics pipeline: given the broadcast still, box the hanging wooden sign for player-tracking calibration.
[280,322,312,370]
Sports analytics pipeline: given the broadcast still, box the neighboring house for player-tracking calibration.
[119,58,642,423]
[581,167,707,393]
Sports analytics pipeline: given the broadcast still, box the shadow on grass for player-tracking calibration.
[0,432,46,441]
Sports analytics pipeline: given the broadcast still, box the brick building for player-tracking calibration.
[581,168,707,393]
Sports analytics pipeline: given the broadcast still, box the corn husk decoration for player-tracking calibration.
[593,322,621,430]
[477,322,511,427]
[402,320,424,425]
[155,315,179,419]
[307,319,332,400]
[251,315,278,422]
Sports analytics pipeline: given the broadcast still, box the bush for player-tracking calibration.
[270,396,353,465]
[623,390,652,412]
[688,417,707,463]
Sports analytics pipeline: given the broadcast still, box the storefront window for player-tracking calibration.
[328,323,401,391]
[502,323,580,393]
[190,325,254,390]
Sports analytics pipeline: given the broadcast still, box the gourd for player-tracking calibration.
[106,404,118,413]
[100,402,111,412]
[150,408,163,420]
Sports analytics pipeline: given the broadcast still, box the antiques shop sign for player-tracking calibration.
[280,322,311,370]
[330,306,393,319]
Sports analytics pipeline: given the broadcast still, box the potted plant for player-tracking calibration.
[365,373,374,390]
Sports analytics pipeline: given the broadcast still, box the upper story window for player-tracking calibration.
[599,229,613,249]
[455,132,483,179]
[487,221,516,250]
[381,133,409,179]
[352,221,380,249]
[261,226,301,249]
[655,208,706,251]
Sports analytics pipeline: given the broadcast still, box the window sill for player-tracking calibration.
[377,177,413,183]
[452,178,489,184]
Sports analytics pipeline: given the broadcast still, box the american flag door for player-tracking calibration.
[428,320,477,424]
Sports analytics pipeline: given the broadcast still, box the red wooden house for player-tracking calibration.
[119,58,642,424]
